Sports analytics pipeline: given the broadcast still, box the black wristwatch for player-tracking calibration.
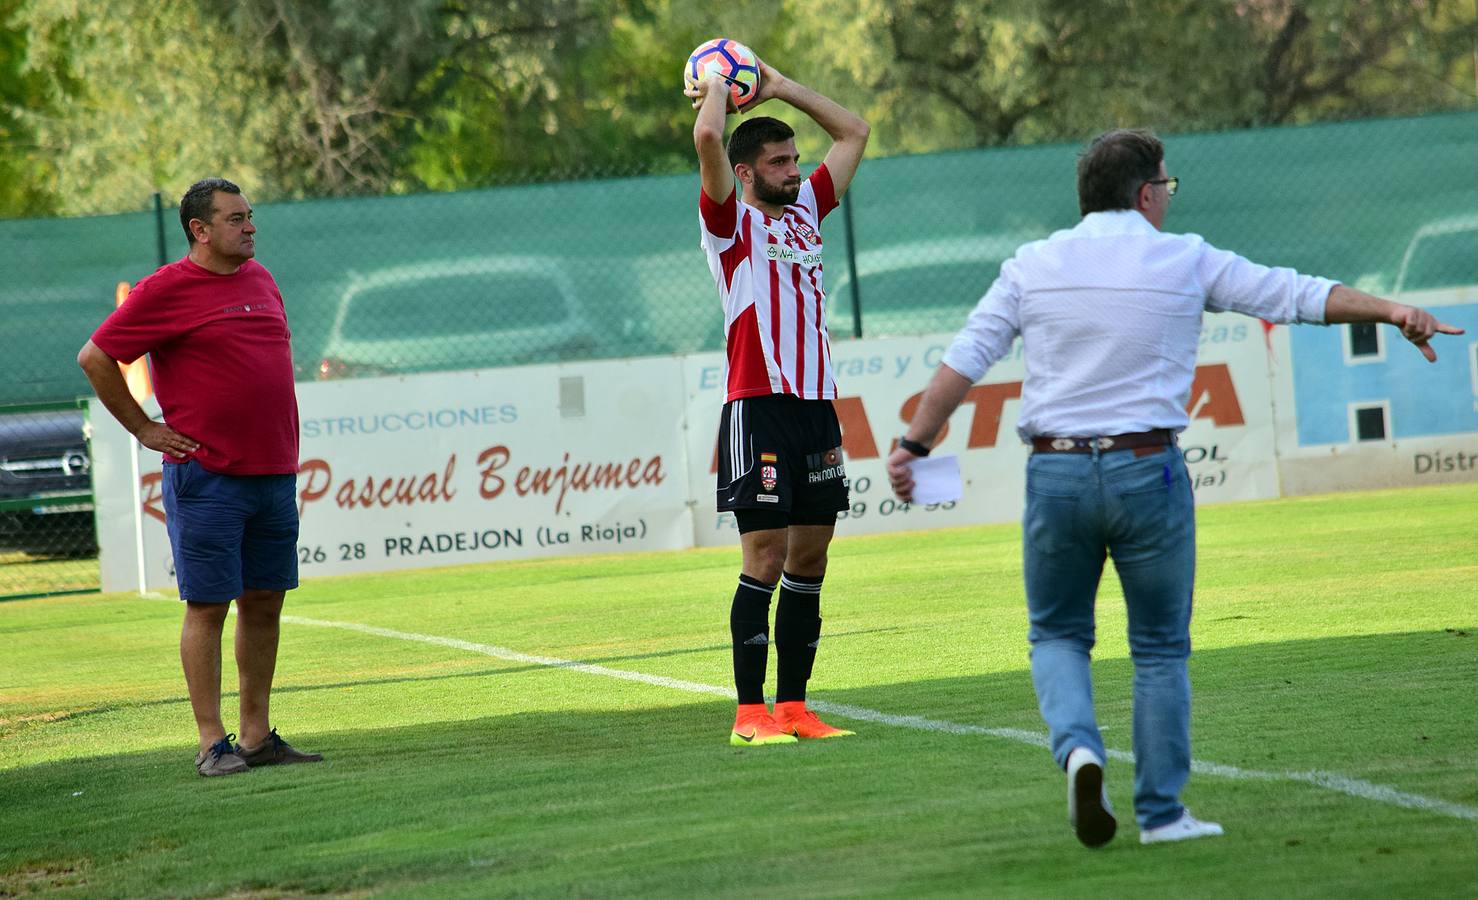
[897,437,930,457]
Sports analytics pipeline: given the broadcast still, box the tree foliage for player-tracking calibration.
[2,0,1474,217]
[0,0,63,215]
[12,0,289,215]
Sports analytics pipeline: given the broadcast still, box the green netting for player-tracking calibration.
[3,110,1476,593]
[3,110,1476,403]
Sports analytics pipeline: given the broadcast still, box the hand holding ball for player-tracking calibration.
[684,39,761,110]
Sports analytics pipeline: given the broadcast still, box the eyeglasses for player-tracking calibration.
[1146,176,1179,197]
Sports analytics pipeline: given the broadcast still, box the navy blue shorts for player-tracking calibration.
[162,460,299,603]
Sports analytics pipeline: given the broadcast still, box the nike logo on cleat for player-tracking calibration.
[734,729,756,742]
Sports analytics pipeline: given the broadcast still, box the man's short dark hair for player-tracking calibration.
[179,178,242,244]
[727,117,796,168]
[1076,130,1164,216]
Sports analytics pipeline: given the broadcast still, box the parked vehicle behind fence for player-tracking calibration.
[825,234,1027,339]
[0,408,96,557]
[316,256,603,380]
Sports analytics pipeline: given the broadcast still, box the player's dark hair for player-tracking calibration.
[179,177,243,244]
[727,117,796,167]
[1076,130,1164,215]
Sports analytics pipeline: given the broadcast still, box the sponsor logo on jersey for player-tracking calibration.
[763,244,822,267]
[755,493,779,503]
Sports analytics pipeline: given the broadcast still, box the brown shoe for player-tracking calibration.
[235,728,324,767]
[195,734,250,777]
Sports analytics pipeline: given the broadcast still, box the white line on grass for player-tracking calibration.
[283,613,1478,823]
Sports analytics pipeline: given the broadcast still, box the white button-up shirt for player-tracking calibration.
[941,209,1337,441]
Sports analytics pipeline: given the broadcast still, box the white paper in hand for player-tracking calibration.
[907,454,963,505]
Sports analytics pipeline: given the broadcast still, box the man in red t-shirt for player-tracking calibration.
[687,56,870,747]
[79,178,321,777]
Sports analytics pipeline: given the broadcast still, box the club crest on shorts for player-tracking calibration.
[760,464,778,492]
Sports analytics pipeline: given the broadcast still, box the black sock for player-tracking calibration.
[730,574,774,705]
[775,571,823,703]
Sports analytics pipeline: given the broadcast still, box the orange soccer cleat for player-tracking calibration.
[772,701,855,740]
[730,703,799,747]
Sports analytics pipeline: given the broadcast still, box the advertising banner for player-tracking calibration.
[94,319,1314,592]
[1266,292,1478,495]
[93,359,694,592]
[684,320,1281,548]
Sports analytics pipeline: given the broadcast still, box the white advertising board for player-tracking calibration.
[684,320,1281,548]
[93,318,1356,593]
[93,358,694,593]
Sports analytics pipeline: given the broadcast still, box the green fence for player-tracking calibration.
[3,110,1477,596]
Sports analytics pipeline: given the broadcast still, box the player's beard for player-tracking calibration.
[752,172,801,207]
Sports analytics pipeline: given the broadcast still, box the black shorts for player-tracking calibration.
[716,394,849,526]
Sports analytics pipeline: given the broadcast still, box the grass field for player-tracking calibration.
[2,483,1475,898]
[0,550,98,599]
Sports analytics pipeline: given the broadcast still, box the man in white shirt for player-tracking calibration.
[886,129,1462,848]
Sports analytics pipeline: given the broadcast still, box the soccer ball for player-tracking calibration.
[684,38,761,109]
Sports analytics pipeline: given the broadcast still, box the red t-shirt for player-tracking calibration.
[91,257,299,475]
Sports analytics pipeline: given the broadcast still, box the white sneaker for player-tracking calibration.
[1066,747,1116,848]
[1139,810,1225,844]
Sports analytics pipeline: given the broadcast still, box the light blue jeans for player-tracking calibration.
[1022,443,1196,829]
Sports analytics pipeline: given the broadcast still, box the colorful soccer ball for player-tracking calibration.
[684,38,761,109]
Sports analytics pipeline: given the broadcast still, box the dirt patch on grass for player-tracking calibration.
[0,861,88,896]
[221,888,376,899]
[0,710,75,742]
[0,711,74,728]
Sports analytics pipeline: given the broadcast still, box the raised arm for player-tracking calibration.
[751,61,870,198]
[688,75,735,206]
[1323,285,1465,363]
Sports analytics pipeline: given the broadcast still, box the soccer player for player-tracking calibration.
[686,56,870,746]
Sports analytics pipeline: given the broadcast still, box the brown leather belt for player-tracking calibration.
[1031,429,1175,455]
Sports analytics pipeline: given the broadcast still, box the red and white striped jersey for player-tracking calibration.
[699,165,839,403]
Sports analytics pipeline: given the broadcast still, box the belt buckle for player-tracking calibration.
[1050,438,1076,451]
[1095,437,1116,450]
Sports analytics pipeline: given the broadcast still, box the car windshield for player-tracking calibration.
[849,262,995,310]
[1397,228,1477,293]
[830,258,999,336]
[339,270,572,340]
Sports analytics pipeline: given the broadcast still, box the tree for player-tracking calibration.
[223,0,451,195]
[15,0,291,215]
[791,0,1477,150]
[1243,0,1478,124]
[0,0,61,216]
[4,0,1474,216]
[223,0,740,192]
